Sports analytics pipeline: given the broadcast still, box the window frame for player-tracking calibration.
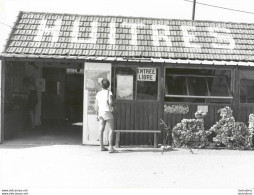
[239,68,254,105]
[113,63,160,102]
[164,67,233,103]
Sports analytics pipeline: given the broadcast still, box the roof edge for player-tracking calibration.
[1,53,254,66]
[2,11,23,54]
[20,10,254,26]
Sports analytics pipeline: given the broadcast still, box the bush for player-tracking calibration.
[208,107,252,149]
[172,111,209,148]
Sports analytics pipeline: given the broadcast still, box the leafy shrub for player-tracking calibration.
[208,107,252,149]
[172,111,209,148]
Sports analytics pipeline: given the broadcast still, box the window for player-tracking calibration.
[165,68,232,103]
[240,70,254,103]
[115,66,158,100]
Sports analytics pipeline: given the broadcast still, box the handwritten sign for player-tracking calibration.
[137,68,156,81]
[197,105,208,113]
[87,89,97,114]
[164,104,189,114]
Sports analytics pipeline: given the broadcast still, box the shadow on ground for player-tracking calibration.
[0,124,83,149]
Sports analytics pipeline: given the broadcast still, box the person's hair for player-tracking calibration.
[101,78,110,89]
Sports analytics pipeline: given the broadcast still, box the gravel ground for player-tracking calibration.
[0,144,253,190]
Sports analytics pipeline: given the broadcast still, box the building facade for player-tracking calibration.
[1,11,254,146]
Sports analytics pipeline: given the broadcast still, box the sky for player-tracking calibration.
[0,0,254,52]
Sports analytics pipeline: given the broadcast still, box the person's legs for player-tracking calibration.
[99,119,107,150]
[107,119,115,151]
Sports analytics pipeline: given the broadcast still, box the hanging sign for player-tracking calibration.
[36,78,46,92]
[137,68,156,81]
[66,68,84,74]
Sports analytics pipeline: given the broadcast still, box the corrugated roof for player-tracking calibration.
[2,11,254,62]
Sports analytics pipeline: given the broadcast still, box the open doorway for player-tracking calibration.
[39,67,84,144]
[65,68,84,124]
[3,62,84,145]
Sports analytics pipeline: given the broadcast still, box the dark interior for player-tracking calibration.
[4,63,83,145]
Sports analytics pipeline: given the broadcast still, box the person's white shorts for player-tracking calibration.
[98,111,113,121]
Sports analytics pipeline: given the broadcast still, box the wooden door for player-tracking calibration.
[83,62,112,145]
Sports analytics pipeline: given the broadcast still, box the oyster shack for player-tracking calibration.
[1,11,254,146]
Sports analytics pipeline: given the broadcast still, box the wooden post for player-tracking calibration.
[154,132,158,148]
[159,64,165,145]
[115,132,120,148]
[0,59,6,143]
[233,67,239,121]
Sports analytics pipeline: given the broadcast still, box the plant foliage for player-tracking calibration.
[172,111,209,148]
[208,107,252,149]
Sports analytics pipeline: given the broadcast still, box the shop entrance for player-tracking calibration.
[3,62,84,145]
[37,67,84,144]
[41,68,66,125]
[41,67,84,125]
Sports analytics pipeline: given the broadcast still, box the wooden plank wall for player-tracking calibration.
[0,59,5,143]
[114,101,162,146]
[237,105,254,124]
[113,102,254,145]
[163,104,233,132]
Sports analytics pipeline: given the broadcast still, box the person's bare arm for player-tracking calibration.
[108,94,114,105]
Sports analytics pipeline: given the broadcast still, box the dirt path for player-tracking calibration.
[0,145,253,189]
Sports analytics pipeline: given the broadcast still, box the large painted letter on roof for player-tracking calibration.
[208,27,235,50]
[72,20,98,44]
[152,25,172,47]
[109,22,116,45]
[34,19,62,42]
[181,26,201,48]
[121,23,145,45]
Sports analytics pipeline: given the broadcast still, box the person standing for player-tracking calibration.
[23,76,38,129]
[95,78,116,153]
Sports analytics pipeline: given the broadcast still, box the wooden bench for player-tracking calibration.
[114,130,161,148]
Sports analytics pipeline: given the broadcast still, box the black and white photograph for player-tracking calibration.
[0,0,254,195]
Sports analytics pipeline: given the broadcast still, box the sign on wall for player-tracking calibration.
[164,104,189,114]
[86,70,110,114]
[197,105,208,113]
[137,68,156,81]
[37,78,46,92]
[87,89,97,114]
[86,70,109,90]
[116,75,133,100]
